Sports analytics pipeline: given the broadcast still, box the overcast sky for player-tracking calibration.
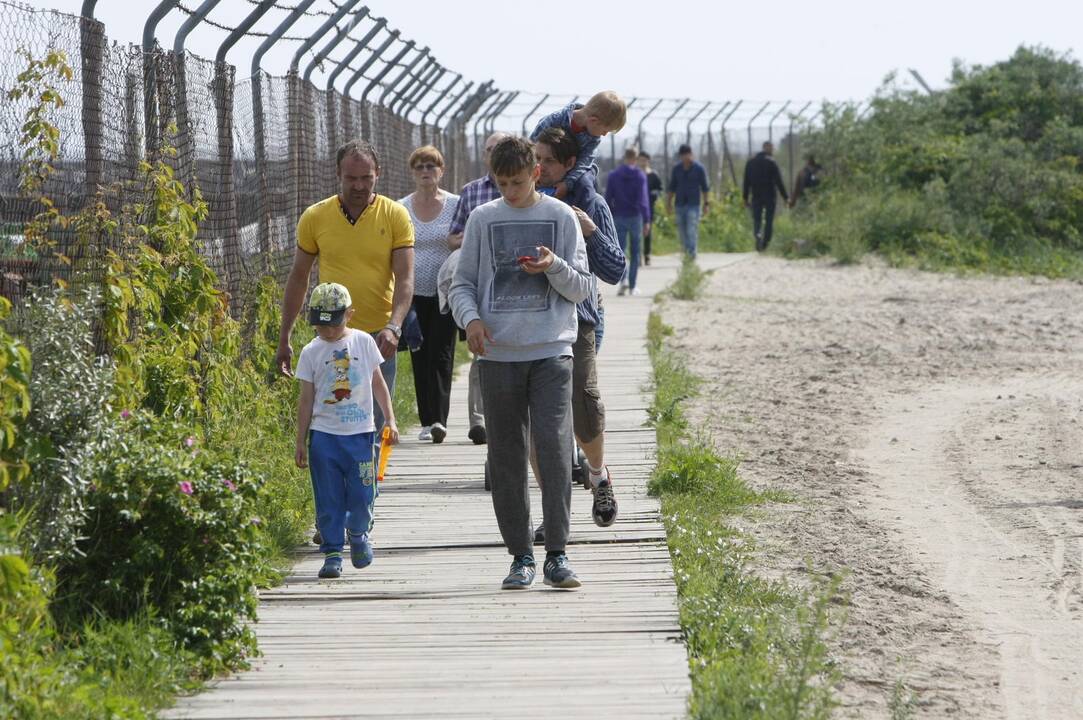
[36,0,1083,131]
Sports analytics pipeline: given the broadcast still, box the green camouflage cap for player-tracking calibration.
[307,282,352,325]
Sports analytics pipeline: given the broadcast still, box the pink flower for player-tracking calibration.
[120,409,131,419]
[222,479,236,492]
[184,436,196,448]
[178,481,194,495]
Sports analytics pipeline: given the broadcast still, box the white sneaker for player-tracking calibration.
[630,287,641,296]
[617,283,627,296]
[418,426,432,441]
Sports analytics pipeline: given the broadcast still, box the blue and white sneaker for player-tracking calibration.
[543,554,581,589]
[349,532,374,569]
[501,555,536,590]
[318,553,343,579]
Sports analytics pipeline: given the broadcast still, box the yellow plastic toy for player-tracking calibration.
[376,426,393,482]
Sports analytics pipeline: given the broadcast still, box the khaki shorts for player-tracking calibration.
[572,321,605,443]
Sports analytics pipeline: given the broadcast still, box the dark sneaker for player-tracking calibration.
[430,422,447,444]
[501,555,536,590]
[311,529,322,545]
[318,554,342,579]
[349,532,373,569]
[543,554,581,589]
[591,473,618,527]
[468,425,487,445]
[533,522,545,544]
[572,446,590,490]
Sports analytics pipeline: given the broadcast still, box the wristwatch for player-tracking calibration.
[384,322,402,339]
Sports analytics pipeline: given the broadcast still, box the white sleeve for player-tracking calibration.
[295,346,315,383]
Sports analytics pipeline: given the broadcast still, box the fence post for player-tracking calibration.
[398,61,441,119]
[704,102,730,193]
[141,1,176,160]
[662,98,689,181]
[472,90,504,175]
[746,101,770,158]
[766,100,790,144]
[303,3,369,83]
[720,101,742,189]
[172,0,222,197]
[250,0,317,268]
[786,101,812,190]
[635,97,664,149]
[421,73,460,144]
[79,14,106,201]
[521,93,550,138]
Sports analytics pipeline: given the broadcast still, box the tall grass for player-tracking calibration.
[646,309,840,719]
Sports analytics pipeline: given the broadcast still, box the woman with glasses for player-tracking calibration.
[399,145,460,443]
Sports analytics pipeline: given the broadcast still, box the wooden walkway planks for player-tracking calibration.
[167,255,691,720]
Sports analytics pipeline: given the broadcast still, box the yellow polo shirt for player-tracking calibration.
[297,194,415,332]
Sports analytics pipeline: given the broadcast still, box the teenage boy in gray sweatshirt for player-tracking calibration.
[449,136,592,590]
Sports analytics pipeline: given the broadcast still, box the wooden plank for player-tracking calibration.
[167,256,695,719]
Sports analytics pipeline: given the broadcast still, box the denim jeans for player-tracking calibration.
[675,205,701,258]
[309,430,376,554]
[613,214,643,289]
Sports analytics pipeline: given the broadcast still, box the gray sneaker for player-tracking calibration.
[501,555,536,590]
[543,554,581,589]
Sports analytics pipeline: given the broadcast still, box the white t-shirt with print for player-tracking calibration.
[295,328,385,435]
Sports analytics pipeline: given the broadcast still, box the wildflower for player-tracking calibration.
[222,478,237,492]
[250,516,262,525]
[178,481,194,495]
[184,436,196,448]
[120,409,131,419]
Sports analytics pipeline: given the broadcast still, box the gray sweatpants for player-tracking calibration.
[480,356,573,557]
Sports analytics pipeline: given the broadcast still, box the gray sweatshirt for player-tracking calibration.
[449,195,591,362]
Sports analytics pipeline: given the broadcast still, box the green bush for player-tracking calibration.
[54,414,266,675]
[8,286,118,561]
[0,296,31,492]
[788,46,1083,277]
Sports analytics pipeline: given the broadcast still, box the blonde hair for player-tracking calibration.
[584,91,627,132]
[408,144,444,168]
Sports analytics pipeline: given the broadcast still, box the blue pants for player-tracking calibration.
[614,214,643,290]
[676,205,702,258]
[309,430,377,554]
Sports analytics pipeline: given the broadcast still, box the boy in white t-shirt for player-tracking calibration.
[295,282,399,579]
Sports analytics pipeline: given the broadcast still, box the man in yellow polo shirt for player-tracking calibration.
[276,139,415,440]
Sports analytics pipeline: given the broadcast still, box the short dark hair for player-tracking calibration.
[638,151,651,160]
[678,143,692,155]
[534,127,579,165]
[489,136,536,177]
[336,139,381,172]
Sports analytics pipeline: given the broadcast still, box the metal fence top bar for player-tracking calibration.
[251,0,317,77]
[289,0,363,74]
[143,0,176,52]
[303,4,370,83]
[174,0,221,56]
[324,17,387,91]
[216,0,275,64]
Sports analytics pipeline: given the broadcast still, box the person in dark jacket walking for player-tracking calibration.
[637,151,663,265]
[742,141,788,251]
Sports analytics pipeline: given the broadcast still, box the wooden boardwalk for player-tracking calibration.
[168,255,691,720]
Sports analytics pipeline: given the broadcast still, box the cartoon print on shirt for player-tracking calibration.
[323,348,355,404]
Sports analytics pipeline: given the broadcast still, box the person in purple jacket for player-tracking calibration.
[605,147,651,296]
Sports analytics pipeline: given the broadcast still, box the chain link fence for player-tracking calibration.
[0,0,843,316]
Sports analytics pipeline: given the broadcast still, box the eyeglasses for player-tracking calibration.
[412,162,440,171]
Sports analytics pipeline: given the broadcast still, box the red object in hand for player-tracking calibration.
[518,256,536,264]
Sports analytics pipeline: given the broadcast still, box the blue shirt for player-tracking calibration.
[668,161,710,207]
[530,102,602,192]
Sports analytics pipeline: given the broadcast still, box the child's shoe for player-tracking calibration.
[318,553,342,579]
[349,532,374,569]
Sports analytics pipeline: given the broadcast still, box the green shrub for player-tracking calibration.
[54,414,266,675]
[0,296,32,492]
[790,46,1083,277]
[8,285,117,561]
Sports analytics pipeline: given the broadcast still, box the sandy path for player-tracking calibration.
[658,254,1083,718]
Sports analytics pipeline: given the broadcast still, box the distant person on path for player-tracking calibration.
[399,145,460,444]
[529,91,627,200]
[294,283,399,579]
[637,151,663,265]
[666,144,711,258]
[605,146,650,296]
[448,132,511,446]
[449,136,592,590]
[789,154,823,208]
[277,139,414,447]
[535,127,625,537]
[743,141,789,251]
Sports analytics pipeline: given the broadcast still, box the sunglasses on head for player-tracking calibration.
[412,162,439,171]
